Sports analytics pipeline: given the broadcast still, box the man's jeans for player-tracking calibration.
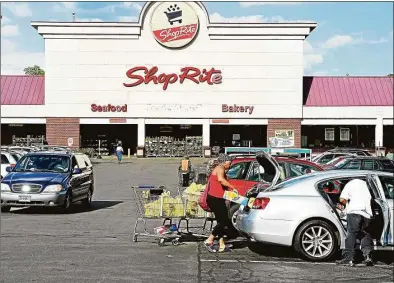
[344,213,374,260]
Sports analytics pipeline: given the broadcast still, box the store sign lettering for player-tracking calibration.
[91,104,127,112]
[154,24,197,43]
[222,104,254,115]
[123,66,222,90]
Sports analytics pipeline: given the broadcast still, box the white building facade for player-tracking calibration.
[1,1,393,156]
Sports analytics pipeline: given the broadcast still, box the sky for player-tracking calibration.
[1,1,393,76]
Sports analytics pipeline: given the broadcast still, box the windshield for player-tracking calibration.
[14,155,70,173]
[327,157,342,165]
[334,158,350,168]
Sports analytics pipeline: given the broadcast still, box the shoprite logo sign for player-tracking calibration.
[150,2,199,48]
[123,66,222,90]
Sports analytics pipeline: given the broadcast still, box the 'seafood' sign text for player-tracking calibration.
[123,66,222,90]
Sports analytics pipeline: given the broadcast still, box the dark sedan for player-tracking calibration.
[329,156,394,172]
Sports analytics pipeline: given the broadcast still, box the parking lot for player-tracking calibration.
[1,159,393,283]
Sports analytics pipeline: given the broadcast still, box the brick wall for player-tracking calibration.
[267,119,301,148]
[46,118,80,148]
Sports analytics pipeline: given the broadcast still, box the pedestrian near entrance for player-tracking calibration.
[178,156,192,187]
[336,179,374,267]
[116,143,124,164]
[204,153,237,253]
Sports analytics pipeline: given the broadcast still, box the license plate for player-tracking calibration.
[19,195,31,202]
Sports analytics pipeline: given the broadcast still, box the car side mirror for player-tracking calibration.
[72,168,82,174]
[6,166,12,173]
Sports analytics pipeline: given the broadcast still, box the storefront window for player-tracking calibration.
[325,128,335,141]
[340,128,350,141]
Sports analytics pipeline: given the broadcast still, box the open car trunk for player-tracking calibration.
[255,151,281,187]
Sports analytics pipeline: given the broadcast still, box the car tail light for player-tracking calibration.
[252,197,270,209]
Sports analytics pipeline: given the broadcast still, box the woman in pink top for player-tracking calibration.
[204,154,238,253]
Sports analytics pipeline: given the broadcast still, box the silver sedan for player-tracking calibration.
[235,165,394,261]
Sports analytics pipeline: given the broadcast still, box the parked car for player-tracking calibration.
[1,151,94,213]
[331,156,394,173]
[227,155,325,196]
[319,155,355,169]
[312,152,356,165]
[327,147,372,156]
[1,151,19,180]
[234,152,393,261]
[226,155,324,227]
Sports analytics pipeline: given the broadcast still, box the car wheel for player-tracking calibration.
[227,204,240,238]
[294,220,338,262]
[63,192,72,213]
[1,206,11,213]
[82,188,93,208]
[229,204,240,228]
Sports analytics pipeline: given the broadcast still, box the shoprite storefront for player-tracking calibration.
[1,1,393,156]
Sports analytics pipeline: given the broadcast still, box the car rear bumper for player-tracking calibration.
[235,210,295,247]
[1,191,67,207]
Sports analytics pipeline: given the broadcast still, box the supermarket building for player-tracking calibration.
[1,1,393,156]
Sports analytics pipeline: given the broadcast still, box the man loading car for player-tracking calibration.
[336,178,374,267]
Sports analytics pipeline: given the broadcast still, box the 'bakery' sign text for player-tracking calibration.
[222,104,254,115]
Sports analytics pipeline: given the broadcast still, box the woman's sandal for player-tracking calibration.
[217,245,232,253]
[203,242,217,253]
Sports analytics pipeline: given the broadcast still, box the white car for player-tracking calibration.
[1,152,19,179]
[235,152,394,261]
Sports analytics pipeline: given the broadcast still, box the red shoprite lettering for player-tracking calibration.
[123,66,222,90]
[91,104,127,112]
[153,24,198,43]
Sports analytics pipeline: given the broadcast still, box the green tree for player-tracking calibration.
[23,65,45,76]
[388,73,394,77]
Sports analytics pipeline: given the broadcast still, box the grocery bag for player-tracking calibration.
[198,179,212,212]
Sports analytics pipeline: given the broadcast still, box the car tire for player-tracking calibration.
[63,191,72,213]
[1,206,11,213]
[82,188,93,208]
[227,204,240,238]
[294,219,338,262]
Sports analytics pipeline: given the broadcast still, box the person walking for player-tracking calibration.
[336,178,374,267]
[204,154,237,253]
[178,156,192,187]
[115,142,124,164]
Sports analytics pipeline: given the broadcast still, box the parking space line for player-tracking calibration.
[200,259,392,268]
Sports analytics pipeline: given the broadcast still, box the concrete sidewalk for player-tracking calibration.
[91,156,210,164]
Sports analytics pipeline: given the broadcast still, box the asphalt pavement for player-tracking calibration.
[1,159,393,283]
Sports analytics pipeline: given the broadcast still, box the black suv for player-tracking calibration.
[332,156,394,172]
[1,151,94,213]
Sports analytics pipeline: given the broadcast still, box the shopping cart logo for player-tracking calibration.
[151,2,199,48]
[164,4,183,25]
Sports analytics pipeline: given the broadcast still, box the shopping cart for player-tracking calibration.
[132,185,184,246]
[177,186,216,239]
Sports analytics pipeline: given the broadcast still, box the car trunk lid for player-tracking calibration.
[256,151,281,189]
